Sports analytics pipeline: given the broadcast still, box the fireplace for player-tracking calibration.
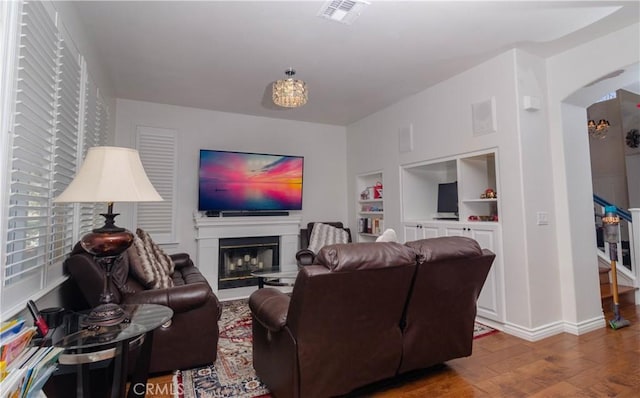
[218,236,280,289]
[194,214,301,292]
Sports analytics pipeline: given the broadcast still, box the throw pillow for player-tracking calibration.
[375,228,398,243]
[307,223,350,254]
[128,228,175,289]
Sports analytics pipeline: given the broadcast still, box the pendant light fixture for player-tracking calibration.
[272,68,308,108]
[588,119,610,139]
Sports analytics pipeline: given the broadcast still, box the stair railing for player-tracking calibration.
[593,195,639,303]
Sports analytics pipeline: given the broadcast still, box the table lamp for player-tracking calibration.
[54,146,163,326]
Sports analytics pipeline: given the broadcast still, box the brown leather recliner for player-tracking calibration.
[250,236,495,398]
[400,236,495,374]
[250,242,417,398]
[295,221,352,266]
[64,243,222,374]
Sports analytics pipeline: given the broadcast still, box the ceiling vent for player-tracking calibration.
[318,0,370,25]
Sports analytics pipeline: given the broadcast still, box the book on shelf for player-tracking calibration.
[358,217,383,235]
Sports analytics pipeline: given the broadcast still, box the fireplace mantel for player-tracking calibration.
[194,214,301,292]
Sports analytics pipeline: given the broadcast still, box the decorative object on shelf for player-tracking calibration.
[272,67,308,108]
[625,129,639,148]
[360,188,370,200]
[54,146,163,326]
[468,215,479,221]
[373,181,383,199]
[588,119,610,139]
[480,188,497,199]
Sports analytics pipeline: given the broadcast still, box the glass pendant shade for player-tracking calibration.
[272,68,308,108]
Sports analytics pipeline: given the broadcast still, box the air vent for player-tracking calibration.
[318,0,370,25]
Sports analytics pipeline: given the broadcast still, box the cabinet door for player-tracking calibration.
[467,226,501,322]
[443,225,466,237]
[403,224,423,241]
[403,223,441,242]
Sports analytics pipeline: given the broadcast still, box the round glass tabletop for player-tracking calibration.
[54,304,173,351]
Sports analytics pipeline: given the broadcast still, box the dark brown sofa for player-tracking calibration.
[249,236,494,398]
[64,243,222,374]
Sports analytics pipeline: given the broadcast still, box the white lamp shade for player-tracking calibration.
[54,146,163,203]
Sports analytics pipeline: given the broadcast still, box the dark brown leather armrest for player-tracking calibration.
[295,249,315,266]
[249,288,290,332]
[122,281,215,313]
[169,253,192,269]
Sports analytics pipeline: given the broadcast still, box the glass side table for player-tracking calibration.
[52,304,173,398]
[250,269,299,289]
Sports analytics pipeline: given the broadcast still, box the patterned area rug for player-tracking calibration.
[176,299,270,398]
[175,299,496,398]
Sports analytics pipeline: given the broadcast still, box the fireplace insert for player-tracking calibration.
[218,236,279,289]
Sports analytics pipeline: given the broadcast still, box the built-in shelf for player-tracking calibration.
[356,171,384,241]
[401,150,499,222]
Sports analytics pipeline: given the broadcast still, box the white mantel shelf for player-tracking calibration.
[194,214,302,292]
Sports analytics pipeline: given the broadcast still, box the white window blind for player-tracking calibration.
[5,0,61,286]
[135,126,178,244]
[50,24,81,270]
[77,76,106,237]
[1,0,109,313]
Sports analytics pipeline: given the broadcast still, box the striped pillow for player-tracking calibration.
[307,223,350,254]
[128,228,175,289]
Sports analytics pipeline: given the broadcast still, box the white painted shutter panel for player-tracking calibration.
[50,24,81,269]
[77,77,106,236]
[135,126,178,244]
[5,0,60,286]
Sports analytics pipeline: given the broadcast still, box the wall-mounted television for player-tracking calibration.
[437,181,458,216]
[198,150,304,212]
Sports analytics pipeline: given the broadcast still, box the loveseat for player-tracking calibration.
[249,236,495,398]
[64,243,222,374]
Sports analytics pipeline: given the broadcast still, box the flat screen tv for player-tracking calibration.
[437,181,458,215]
[198,150,304,212]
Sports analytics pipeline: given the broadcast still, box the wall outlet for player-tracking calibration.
[536,211,549,225]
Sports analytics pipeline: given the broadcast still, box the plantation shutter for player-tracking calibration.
[49,24,81,273]
[77,76,106,237]
[2,0,109,313]
[5,0,61,287]
[135,126,178,244]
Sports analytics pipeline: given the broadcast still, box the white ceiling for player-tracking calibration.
[71,1,640,126]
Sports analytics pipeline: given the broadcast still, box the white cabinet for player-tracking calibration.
[400,149,503,323]
[403,221,503,322]
[403,223,439,241]
[356,172,384,242]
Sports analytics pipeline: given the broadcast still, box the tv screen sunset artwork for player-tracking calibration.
[198,150,304,212]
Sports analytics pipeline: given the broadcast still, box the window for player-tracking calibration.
[1,1,109,314]
[135,126,178,244]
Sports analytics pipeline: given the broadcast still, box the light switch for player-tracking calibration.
[536,211,549,225]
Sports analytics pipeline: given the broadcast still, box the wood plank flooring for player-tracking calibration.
[144,303,639,397]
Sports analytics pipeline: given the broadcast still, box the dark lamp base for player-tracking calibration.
[87,303,128,326]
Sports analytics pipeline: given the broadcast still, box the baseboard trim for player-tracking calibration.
[503,321,565,342]
[501,314,606,341]
[562,314,606,335]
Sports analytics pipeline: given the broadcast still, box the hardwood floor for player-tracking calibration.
[145,303,639,397]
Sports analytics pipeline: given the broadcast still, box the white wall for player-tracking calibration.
[114,99,348,258]
[589,98,629,208]
[346,22,639,336]
[347,50,551,332]
[547,23,639,327]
